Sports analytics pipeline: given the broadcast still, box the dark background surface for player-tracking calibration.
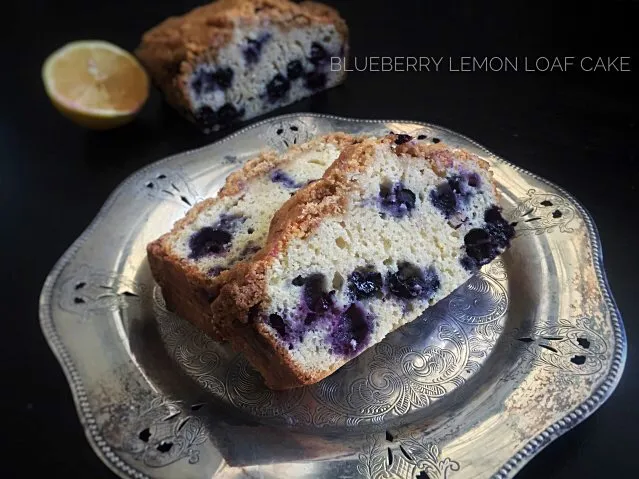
[2,0,637,477]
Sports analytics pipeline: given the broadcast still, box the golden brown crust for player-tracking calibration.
[134,0,348,113]
[219,151,280,198]
[212,134,498,389]
[220,132,359,197]
[147,238,229,339]
[147,133,361,343]
[395,140,491,175]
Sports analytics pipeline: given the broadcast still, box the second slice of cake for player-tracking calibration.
[213,134,515,389]
[147,133,361,340]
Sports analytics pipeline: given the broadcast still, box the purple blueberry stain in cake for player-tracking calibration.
[191,67,234,96]
[304,71,327,90]
[484,205,516,249]
[209,67,234,90]
[304,312,317,326]
[191,74,204,96]
[270,169,299,188]
[467,172,481,188]
[243,40,261,64]
[394,134,413,145]
[286,60,304,80]
[188,214,245,260]
[348,267,383,300]
[461,205,514,271]
[379,182,416,218]
[309,42,328,66]
[268,313,288,339]
[330,303,373,356]
[243,33,271,65]
[266,74,291,102]
[201,71,223,93]
[287,273,341,333]
[448,173,480,197]
[430,182,457,218]
[273,273,376,348]
[247,305,260,324]
[430,172,481,218]
[188,228,232,259]
[303,273,335,314]
[462,228,493,268]
[387,262,441,300]
[195,104,244,129]
[460,255,479,272]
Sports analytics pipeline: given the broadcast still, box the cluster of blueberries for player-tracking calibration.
[264,42,331,102]
[192,35,334,129]
[430,174,514,271]
[190,67,244,129]
[264,260,441,356]
[270,169,302,188]
[188,213,245,260]
[379,163,514,273]
[461,206,515,271]
[185,161,514,353]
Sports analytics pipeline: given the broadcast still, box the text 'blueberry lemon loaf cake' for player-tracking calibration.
[135,0,348,132]
[147,133,361,340]
[213,134,515,389]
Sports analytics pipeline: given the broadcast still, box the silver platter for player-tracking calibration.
[39,114,626,479]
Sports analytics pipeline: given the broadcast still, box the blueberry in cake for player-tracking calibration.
[147,133,361,339]
[135,0,348,132]
[212,134,515,389]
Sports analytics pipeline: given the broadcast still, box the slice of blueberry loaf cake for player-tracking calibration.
[212,134,515,389]
[135,0,348,132]
[147,133,361,339]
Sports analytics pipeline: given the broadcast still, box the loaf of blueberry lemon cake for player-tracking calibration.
[212,134,515,389]
[147,133,361,339]
[135,0,348,132]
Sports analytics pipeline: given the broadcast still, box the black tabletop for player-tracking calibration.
[3,0,637,477]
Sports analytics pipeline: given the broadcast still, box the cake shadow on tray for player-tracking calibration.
[123,247,534,468]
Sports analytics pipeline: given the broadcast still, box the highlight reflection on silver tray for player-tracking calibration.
[39,114,626,479]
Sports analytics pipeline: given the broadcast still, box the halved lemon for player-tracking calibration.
[42,41,149,130]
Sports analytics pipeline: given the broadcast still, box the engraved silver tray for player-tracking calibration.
[39,114,626,479]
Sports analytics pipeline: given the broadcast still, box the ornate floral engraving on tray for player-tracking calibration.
[448,273,508,324]
[58,264,143,320]
[509,188,577,236]
[358,434,460,479]
[225,354,307,418]
[138,170,200,207]
[311,326,469,422]
[263,117,319,151]
[39,115,625,479]
[513,317,608,376]
[98,398,207,467]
